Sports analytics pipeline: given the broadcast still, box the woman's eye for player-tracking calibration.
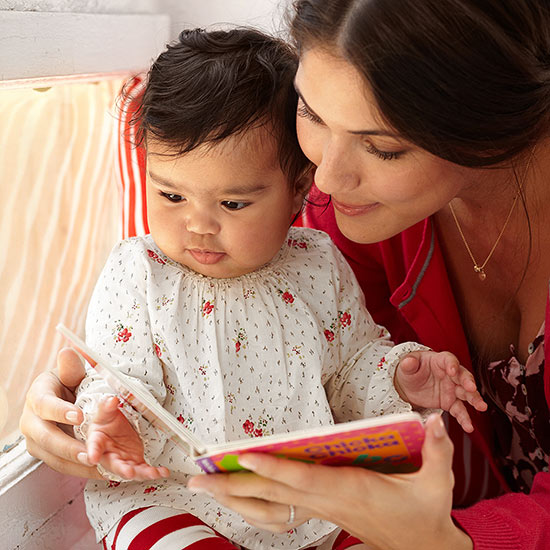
[297,103,323,125]
[221,200,248,210]
[161,192,185,203]
[364,143,402,161]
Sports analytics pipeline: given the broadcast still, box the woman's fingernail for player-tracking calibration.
[237,455,258,471]
[77,452,91,465]
[65,410,79,423]
[433,415,446,438]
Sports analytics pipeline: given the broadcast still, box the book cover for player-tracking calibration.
[196,416,424,474]
[57,324,425,474]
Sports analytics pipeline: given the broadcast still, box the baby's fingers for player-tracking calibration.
[454,367,478,392]
[455,385,488,412]
[448,401,474,433]
[93,395,121,425]
[454,367,488,410]
[441,353,460,377]
[131,463,170,481]
[86,433,106,465]
[100,454,169,481]
[454,367,487,411]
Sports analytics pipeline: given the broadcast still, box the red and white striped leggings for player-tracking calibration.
[102,507,362,550]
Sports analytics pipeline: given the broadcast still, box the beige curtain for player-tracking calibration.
[0,78,125,445]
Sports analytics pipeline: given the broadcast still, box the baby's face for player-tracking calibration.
[145,126,304,278]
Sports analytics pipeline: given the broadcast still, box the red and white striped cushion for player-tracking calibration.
[116,76,149,239]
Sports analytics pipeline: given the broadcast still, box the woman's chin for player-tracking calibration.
[333,207,421,244]
[333,210,391,244]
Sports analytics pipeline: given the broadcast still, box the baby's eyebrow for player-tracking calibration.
[219,183,269,195]
[148,171,269,196]
[148,171,179,189]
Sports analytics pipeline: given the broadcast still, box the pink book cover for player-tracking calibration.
[57,324,425,475]
[196,417,424,474]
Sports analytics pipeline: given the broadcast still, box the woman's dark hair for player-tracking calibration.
[127,27,310,189]
[290,0,550,167]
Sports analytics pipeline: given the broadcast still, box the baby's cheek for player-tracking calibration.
[236,238,278,270]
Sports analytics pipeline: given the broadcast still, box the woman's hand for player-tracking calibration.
[188,415,473,550]
[19,348,102,479]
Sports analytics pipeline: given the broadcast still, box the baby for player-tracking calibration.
[75,28,486,550]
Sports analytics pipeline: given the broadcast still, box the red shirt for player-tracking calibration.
[304,186,550,550]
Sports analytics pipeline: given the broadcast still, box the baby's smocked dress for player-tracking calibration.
[76,226,419,550]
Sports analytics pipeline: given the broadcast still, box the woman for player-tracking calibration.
[20,0,550,548]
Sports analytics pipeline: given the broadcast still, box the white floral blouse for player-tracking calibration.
[76,226,418,549]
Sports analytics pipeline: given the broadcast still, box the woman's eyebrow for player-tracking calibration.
[294,81,400,138]
[294,82,323,120]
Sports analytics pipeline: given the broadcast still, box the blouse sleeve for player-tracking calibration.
[74,239,168,465]
[322,240,428,422]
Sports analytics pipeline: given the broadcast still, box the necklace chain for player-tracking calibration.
[448,149,534,282]
[449,194,520,281]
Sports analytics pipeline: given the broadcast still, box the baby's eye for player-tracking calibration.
[221,201,248,210]
[161,192,185,203]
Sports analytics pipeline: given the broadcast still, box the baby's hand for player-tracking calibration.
[87,396,169,481]
[395,351,488,432]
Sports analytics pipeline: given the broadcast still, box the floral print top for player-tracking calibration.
[480,322,550,494]
[75,227,419,549]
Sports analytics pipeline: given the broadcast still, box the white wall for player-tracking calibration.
[0,0,158,12]
[157,0,291,40]
[0,11,170,80]
[0,0,291,80]
[0,0,291,37]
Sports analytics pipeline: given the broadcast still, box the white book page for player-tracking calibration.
[56,324,207,456]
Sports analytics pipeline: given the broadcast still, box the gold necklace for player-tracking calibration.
[449,193,519,281]
[448,149,534,282]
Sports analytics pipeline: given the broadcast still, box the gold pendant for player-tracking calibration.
[473,265,487,281]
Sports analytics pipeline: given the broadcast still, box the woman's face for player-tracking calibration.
[295,47,478,244]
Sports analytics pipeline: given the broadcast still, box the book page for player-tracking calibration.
[56,324,206,457]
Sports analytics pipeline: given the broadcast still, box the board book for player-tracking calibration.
[57,323,426,474]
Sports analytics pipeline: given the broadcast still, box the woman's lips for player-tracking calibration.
[331,198,380,217]
[188,249,226,265]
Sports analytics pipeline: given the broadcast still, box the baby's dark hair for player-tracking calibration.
[128,27,311,191]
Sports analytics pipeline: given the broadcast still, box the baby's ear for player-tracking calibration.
[291,166,314,212]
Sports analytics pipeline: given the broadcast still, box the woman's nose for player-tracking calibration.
[314,140,361,195]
